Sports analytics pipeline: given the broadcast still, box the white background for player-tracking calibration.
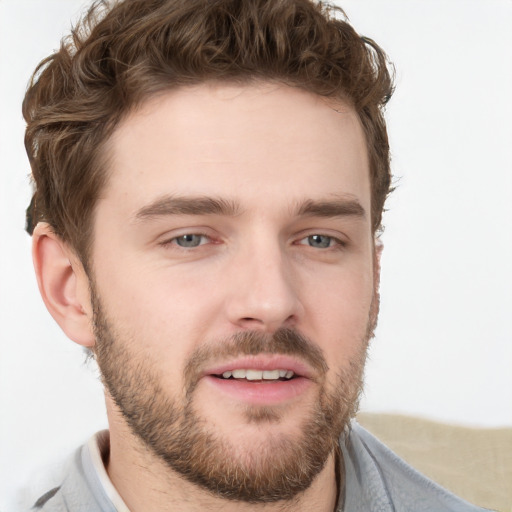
[1,0,511,508]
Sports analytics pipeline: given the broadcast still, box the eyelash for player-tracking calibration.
[296,234,345,250]
[161,232,346,251]
[161,233,211,249]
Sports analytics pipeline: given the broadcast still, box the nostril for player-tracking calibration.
[236,315,298,333]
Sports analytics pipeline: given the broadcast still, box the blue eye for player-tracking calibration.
[307,235,333,248]
[174,234,206,247]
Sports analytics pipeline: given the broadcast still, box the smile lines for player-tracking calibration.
[218,369,295,381]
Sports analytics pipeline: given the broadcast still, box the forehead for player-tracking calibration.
[99,82,370,220]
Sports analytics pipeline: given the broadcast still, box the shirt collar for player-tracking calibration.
[84,430,131,512]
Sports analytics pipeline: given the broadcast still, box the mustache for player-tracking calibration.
[184,328,328,392]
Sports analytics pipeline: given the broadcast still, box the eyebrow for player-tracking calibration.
[134,195,242,221]
[134,194,366,222]
[295,197,366,219]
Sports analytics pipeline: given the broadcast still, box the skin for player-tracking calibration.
[33,82,378,511]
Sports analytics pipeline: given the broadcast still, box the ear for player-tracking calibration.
[373,238,383,289]
[369,237,384,332]
[32,223,95,347]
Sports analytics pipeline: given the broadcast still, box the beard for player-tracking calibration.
[91,287,374,503]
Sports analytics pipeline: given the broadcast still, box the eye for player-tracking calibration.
[172,234,208,248]
[299,234,339,249]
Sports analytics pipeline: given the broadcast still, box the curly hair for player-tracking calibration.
[23,0,394,264]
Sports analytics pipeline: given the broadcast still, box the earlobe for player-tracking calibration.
[32,223,95,347]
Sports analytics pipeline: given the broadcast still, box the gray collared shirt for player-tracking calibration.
[21,422,492,511]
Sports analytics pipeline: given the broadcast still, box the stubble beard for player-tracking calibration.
[91,288,374,503]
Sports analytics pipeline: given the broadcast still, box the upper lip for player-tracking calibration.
[202,354,316,380]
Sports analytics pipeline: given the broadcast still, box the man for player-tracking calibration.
[19,0,489,510]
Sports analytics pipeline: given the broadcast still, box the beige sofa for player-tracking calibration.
[357,413,512,512]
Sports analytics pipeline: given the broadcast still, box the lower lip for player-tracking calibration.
[202,375,313,405]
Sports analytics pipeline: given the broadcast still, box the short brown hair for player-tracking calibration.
[23,0,394,264]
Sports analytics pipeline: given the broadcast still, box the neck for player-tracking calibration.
[105,400,340,512]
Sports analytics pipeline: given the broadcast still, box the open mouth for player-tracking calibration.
[202,356,313,404]
[213,369,296,381]
[204,365,310,405]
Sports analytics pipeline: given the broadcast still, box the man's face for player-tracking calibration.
[89,83,377,501]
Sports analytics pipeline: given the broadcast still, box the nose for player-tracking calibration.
[225,239,303,333]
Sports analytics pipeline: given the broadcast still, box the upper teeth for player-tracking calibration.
[221,369,294,380]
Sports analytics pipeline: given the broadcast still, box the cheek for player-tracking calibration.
[93,259,224,374]
[300,264,374,364]
[96,251,219,321]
